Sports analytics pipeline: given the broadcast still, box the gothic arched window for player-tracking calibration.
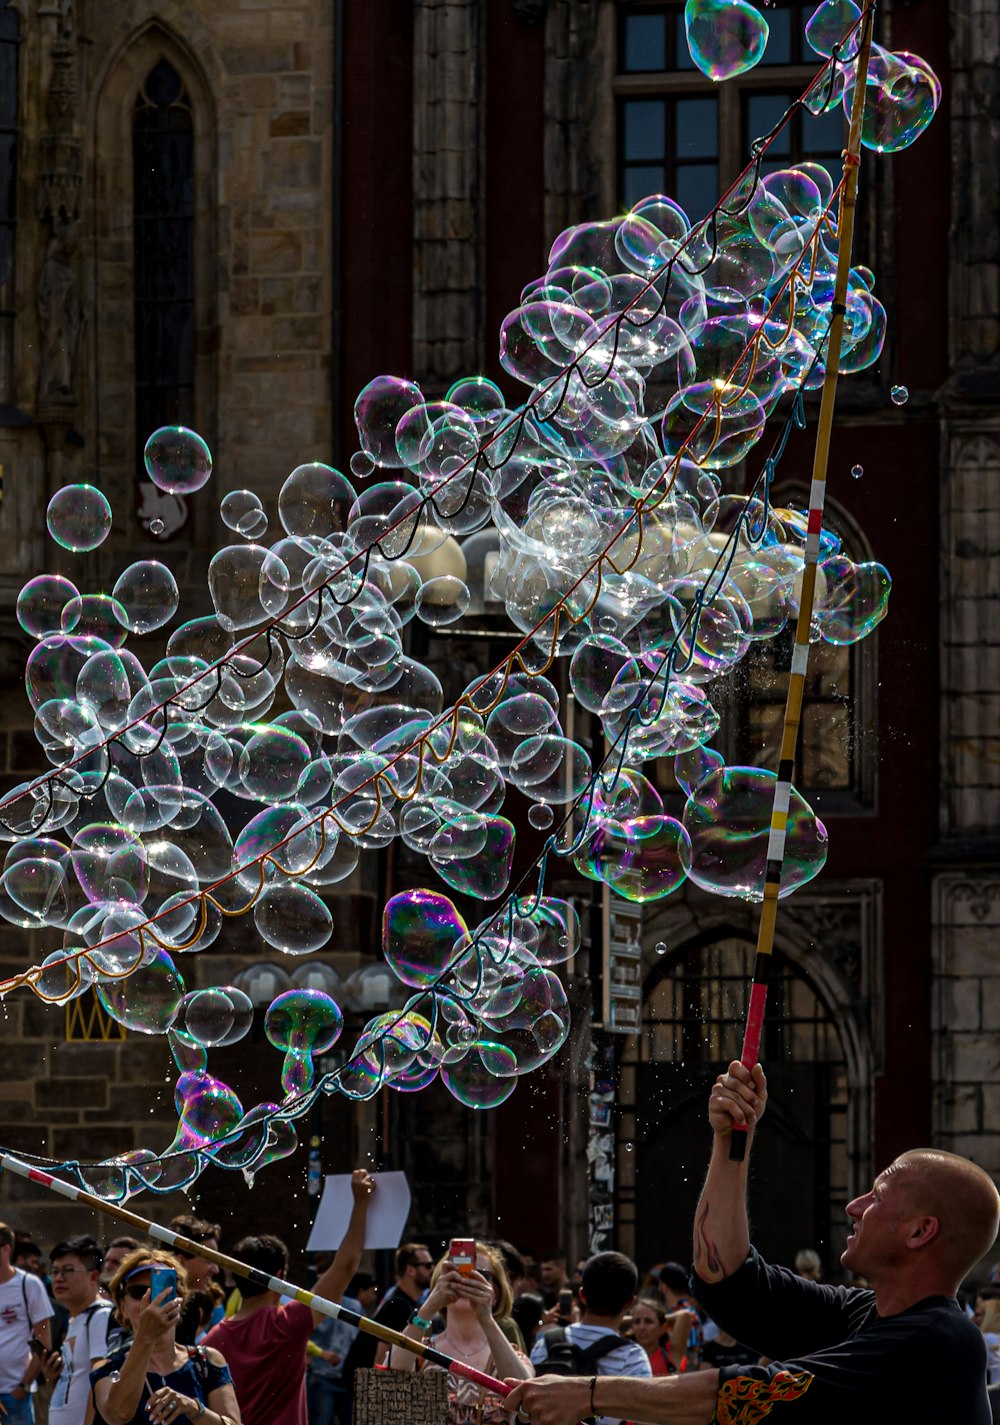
[132,58,195,470]
[0,6,20,409]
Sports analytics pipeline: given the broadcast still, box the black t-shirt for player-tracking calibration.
[701,1337,759,1371]
[341,1287,413,1388]
[692,1247,990,1423]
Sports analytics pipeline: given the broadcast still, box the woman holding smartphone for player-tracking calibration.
[388,1241,532,1425]
[91,1249,241,1425]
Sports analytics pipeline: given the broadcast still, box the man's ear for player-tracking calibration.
[907,1215,940,1250]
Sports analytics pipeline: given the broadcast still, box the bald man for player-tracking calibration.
[507,1061,1000,1425]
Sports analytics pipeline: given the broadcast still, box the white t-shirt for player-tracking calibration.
[530,1322,652,1425]
[50,1303,111,1425]
[0,1270,53,1391]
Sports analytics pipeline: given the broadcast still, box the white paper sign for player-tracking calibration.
[306,1171,412,1252]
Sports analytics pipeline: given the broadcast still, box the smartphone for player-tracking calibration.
[149,1266,177,1303]
[557,1288,574,1319]
[448,1238,476,1276]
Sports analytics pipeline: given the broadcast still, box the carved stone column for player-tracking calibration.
[930,4,1000,1172]
[412,0,485,388]
[34,0,84,472]
[542,0,614,244]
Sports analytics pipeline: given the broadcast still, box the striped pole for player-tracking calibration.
[729,2,877,1161]
[0,1153,509,1396]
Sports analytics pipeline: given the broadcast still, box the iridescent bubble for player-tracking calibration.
[17,575,79,640]
[112,561,180,634]
[684,0,769,81]
[804,0,861,60]
[96,949,185,1034]
[440,1040,518,1109]
[683,766,828,900]
[845,44,942,155]
[851,464,863,479]
[144,427,213,494]
[414,576,471,626]
[221,489,265,534]
[181,987,251,1047]
[890,384,909,406]
[254,881,334,955]
[150,518,165,536]
[382,888,468,989]
[814,556,891,644]
[586,815,692,903]
[279,463,356,539]
[528,802,555,831]
[431,815,515,900]
[46,484,113,552]
[173,1070,244,1150]
[266,988,344,1096]
[354,375,425,469]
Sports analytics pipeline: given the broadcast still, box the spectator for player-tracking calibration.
[91,1248,238,1425]
[13,1245,44,1280]
[100,1240,139,1292]
[203,1168,373,1425]
[510,1293,545,1352]
[306,1267,376,1425]
[389,1240,532,1425]
[343,1240,434,1379]
[538,1254,569,1309]
[0,1220,54,1421]
[529,1252,650,1425]
[491,1242,527,1300]
[794,1248,823,1282]
[166,1216,221,1346]
[652,1261,703,1370]
[628,1295,695,1376]
[43,1236,110,1425]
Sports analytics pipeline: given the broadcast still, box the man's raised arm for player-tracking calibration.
[692,1061,767,1284]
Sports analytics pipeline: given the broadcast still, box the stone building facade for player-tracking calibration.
[0,0,995,1272]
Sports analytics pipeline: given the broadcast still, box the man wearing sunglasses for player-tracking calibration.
[43,1236,109,1425]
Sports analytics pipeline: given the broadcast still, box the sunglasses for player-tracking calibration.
[124,1284,152,1301]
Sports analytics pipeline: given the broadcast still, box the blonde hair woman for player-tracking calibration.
[92,1249,240,1425]
[389,1241,533,1425]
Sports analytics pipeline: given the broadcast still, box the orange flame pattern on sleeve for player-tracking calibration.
[713,1369,814,1424]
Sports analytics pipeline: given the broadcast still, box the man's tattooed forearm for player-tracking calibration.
[696,1200,728,1278]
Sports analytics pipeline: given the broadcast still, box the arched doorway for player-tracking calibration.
[614,935,850,1278]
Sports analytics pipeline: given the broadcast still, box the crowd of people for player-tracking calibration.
[0,1066,997,1424]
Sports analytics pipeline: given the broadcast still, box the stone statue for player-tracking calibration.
[37,218,83,404]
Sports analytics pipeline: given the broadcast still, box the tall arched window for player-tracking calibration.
[615,937,849,1273]
[0,6,20,410]
[739,496,879,812]
[132,58,195,472]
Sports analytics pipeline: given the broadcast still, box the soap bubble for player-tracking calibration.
[0,13,941,1192]
[383,889,468,988]
[144,427,213,494]
[113,562,180,634]
[683,766,828,900]
[17,575,80,639]
[804,0,861,60]
[46,485,113,552]
[890,384,908,405]
[96,949,185,1034]
[851,464,863,479]
[684,0,769,81]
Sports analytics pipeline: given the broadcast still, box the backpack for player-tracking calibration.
[538,1326,630,1377]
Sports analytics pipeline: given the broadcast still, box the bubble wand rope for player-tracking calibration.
[729,0,877,1162]
[0,1152,512,1397]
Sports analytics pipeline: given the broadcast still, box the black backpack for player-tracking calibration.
[538,1326,630,1376]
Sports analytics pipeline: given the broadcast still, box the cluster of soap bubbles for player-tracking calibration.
[684,0,941,162]
[0,4,938,1198]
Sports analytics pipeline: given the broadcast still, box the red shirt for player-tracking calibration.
[204,1300,314,1425]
